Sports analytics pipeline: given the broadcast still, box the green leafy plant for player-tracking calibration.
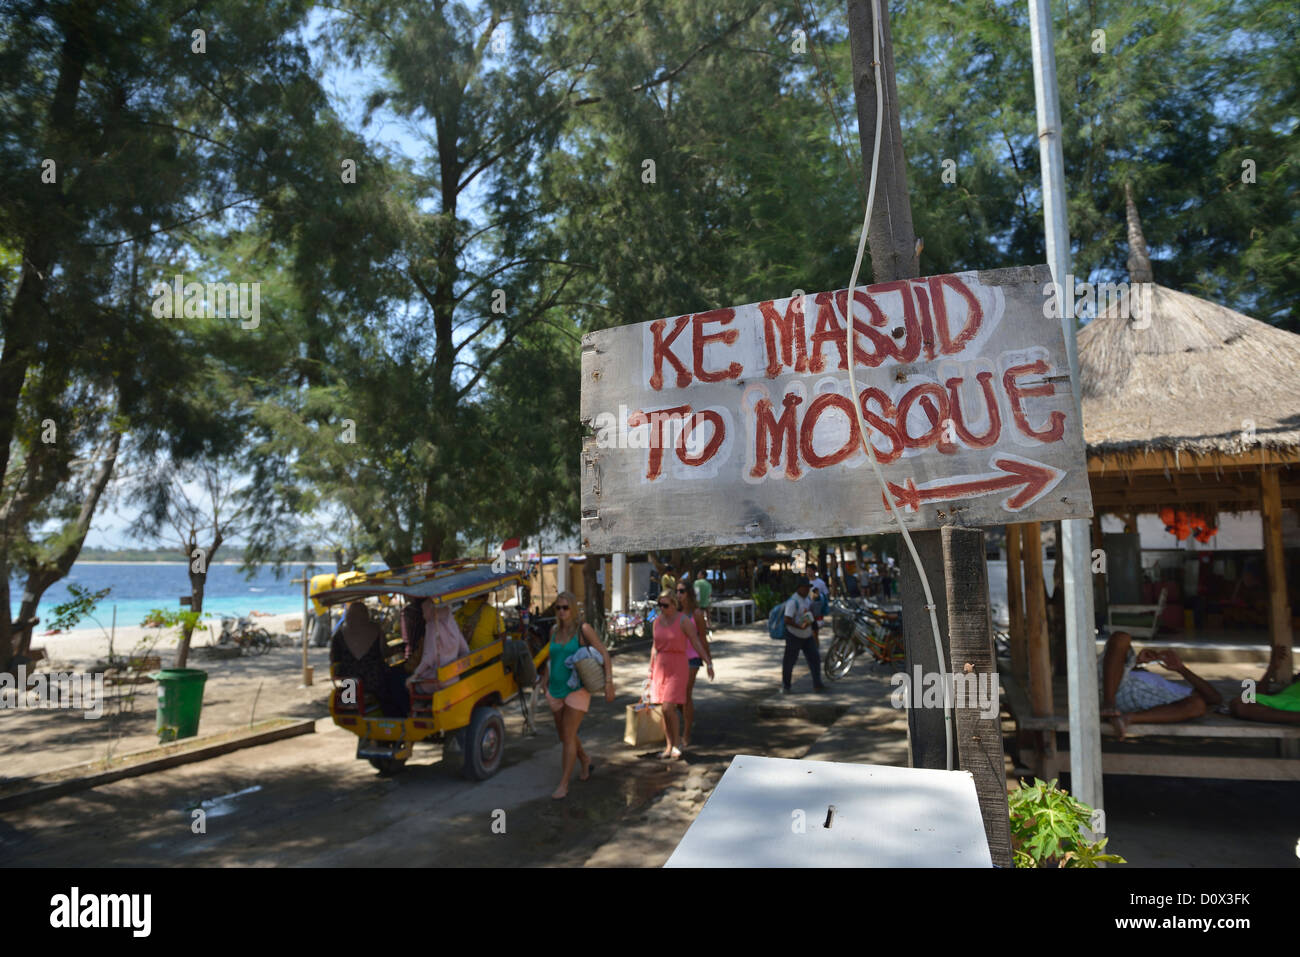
[1008,778,1126,868]
[751,584,779,617]
[139,608,203,633]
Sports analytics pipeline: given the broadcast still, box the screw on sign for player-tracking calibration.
[579,265,1092,554]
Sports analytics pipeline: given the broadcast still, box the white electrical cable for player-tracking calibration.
[843,0,953,770]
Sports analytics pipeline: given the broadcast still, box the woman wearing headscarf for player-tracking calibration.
[332,601,408,716]
[408,599,471,694]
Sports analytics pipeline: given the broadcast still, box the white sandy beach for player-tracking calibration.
[31,612,306,668]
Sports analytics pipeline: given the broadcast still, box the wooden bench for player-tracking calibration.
[999,665,1300,781]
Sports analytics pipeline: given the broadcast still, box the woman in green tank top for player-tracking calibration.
[546,590,615,799]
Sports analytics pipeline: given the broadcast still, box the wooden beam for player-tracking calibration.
[1260,469,1295,681]
[1006,523,1028,687]
[1022,522,1057,780]
[942,526,1012,868]
[1033,749,1300,781]
[1091,513,1108,625]
[1088,447,1300,476]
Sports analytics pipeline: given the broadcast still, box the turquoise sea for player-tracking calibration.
[12,562,381,630]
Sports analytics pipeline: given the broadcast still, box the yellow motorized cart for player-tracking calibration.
[316,560,545,778]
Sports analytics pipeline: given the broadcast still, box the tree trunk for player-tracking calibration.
[8,429,121,664]
[176,535,221,669]
[0,18,92,663]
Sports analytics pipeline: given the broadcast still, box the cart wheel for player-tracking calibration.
[824,637,855,681]
[369,756,407,775]
[462,705,505,781]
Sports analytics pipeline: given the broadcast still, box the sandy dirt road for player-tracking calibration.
[0,625,849,867]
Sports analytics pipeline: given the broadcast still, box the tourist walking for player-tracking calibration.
[546,590,615,799]
[879,559,894,599]
[676,580,715,748]
[650,589,712,759]
[660,563,677,597]
[782,580,826,694]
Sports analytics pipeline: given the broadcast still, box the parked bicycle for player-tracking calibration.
[823,599,905,679]
[217,616,275,656]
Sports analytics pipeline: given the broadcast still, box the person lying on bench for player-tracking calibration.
[1099,631,1222,739]
[1229,644,1300,724]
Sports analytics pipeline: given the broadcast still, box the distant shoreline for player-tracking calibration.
[71,560,253,566]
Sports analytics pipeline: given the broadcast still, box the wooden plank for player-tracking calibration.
[1046,749,1300,782]
[579,265,1094,553]
[0,719,315,812]
[1016,711,1300,738]
[942,526,1012,868]
[1006,523,1028,686]
[1088,448,1300,475]
[1260,469,1295,681]
[1022,521,1057,779]
[1091,486,1300,509]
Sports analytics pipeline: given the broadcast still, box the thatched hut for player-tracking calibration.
[1080,185,1298,682]
[1001,187,1300,781]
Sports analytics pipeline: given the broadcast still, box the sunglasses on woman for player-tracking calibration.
[658,601,671,608]
[555,604,570,611]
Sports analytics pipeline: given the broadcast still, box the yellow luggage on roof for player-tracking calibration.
[310,572,338,614]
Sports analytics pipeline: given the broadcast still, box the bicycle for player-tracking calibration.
[823,600,905,680]
[600,602,650,648]
[218,616,276,656]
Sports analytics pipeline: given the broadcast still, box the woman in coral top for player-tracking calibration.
[650,590,712,760]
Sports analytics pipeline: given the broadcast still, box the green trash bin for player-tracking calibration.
[151,669,208,742]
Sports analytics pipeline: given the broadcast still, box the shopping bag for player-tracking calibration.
[624,703,665,747]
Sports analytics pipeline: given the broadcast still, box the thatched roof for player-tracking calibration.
[1079,285,1300,455]
[1079,188,1300,457]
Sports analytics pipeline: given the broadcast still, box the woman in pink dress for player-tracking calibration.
[650,591,712,760]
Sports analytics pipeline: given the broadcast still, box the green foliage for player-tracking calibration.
[139,608,205,635]
[0,0,342,653]
[48,584,112,633]
[1008,777,1126,867]
[887,0,1299,329]
[751,584,780,617]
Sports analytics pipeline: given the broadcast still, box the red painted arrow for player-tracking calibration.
[881,457,1064,513]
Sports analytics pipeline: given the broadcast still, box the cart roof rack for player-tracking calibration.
[315,559,525,608]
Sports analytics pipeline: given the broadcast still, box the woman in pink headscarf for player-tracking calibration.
[408,598,470,695]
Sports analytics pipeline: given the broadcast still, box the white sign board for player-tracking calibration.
[664,755,993,868]
[580,265,1091,552]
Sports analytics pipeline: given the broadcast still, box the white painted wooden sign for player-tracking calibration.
[580,264,1092,552]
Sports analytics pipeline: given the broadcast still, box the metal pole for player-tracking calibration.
[1027,0,1102,814]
